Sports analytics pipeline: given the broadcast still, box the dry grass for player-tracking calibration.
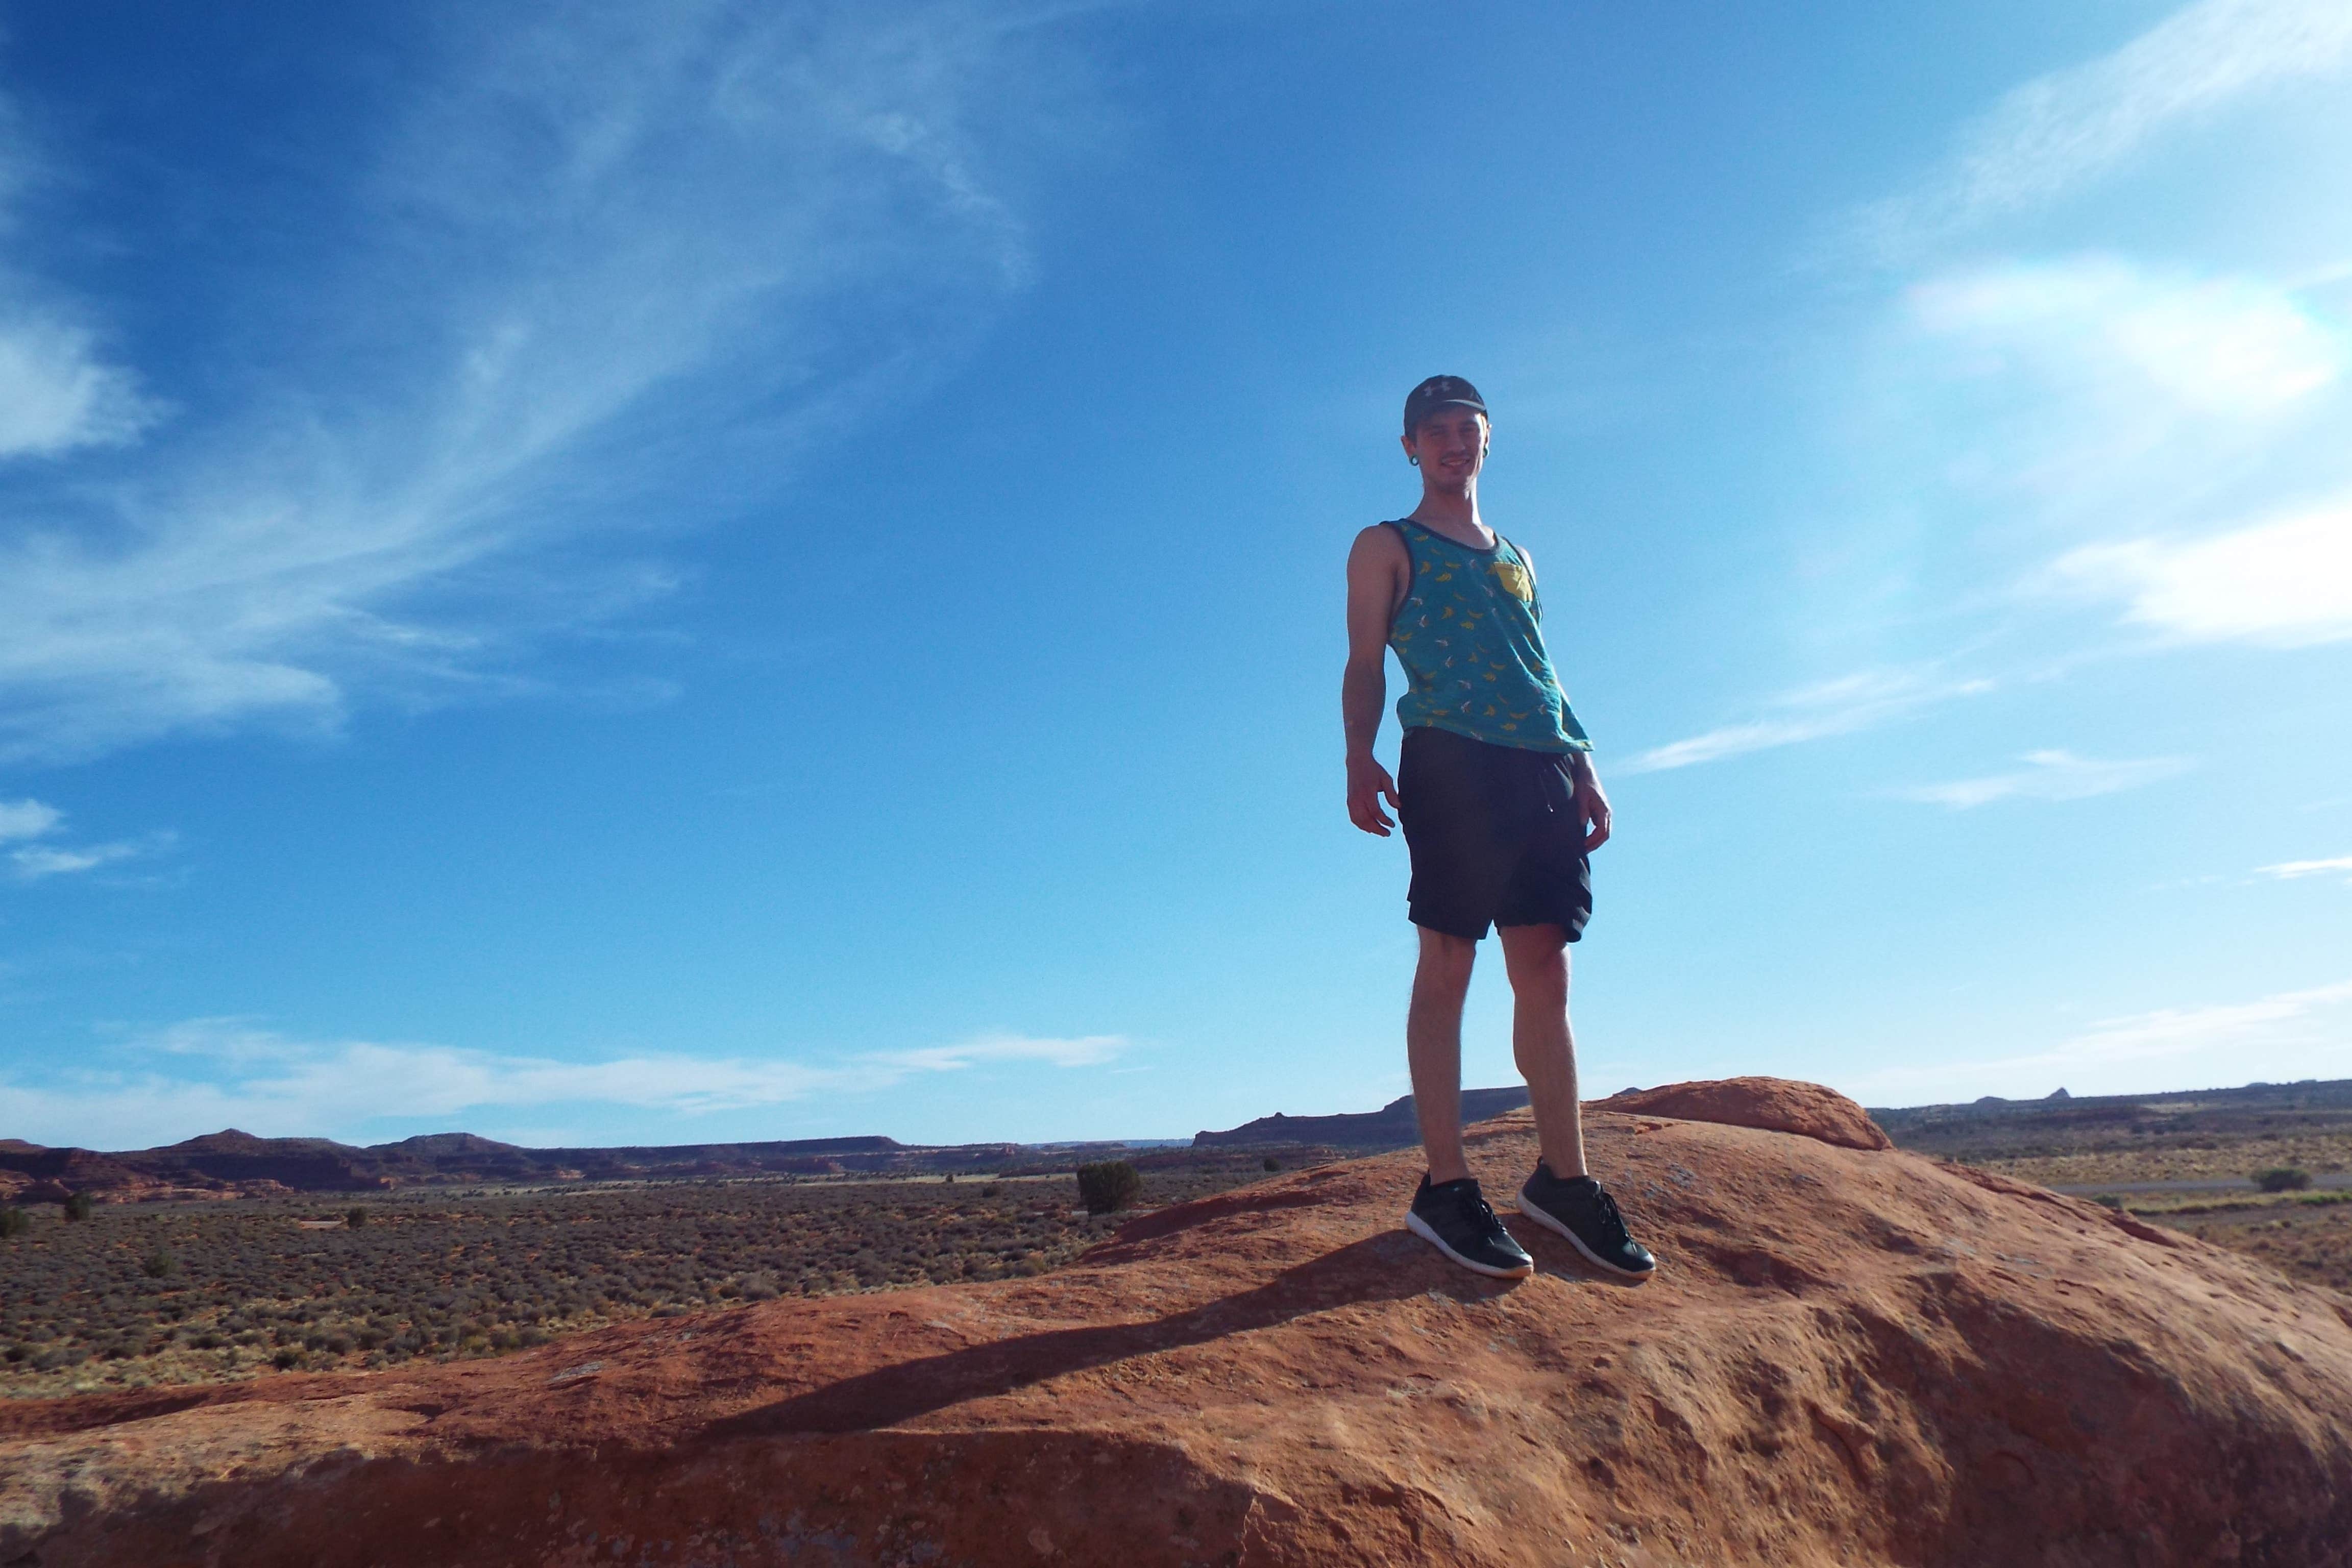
[1879,1085,2352,1295]
[0,1160,1294,1401]
[2102,1191,2351,1217]
[1980,1132,2352,1189]
[2157,1199,2352,1293]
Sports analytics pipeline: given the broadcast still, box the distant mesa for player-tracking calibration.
[1870,1077,2352,1146]
[1192,1087,1531,1149]
[0,1127,1133,1204]
[11,1076,2351,1208]
[376,1133,531,1158]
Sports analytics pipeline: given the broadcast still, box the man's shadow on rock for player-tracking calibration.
[709,1231,1520,1438]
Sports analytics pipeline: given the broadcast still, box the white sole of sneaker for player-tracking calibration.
[1403,1211,1534,1279]
[1515,1194,1656,1282]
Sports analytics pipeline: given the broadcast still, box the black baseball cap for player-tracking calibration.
[1403,374,1487,434]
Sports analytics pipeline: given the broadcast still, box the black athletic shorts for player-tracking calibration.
[1396,725,1593,942]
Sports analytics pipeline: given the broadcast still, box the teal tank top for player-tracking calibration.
[1385,518,1591,753]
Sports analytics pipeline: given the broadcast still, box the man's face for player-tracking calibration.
[1402,407,1489,486]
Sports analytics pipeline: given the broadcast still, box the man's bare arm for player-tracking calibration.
[1520,543,1612,853]
[1343,524,1408,836]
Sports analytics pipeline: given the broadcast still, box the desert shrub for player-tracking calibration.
[62,1192,92,1222]
[345,1207,368,1228]
[982,1184,1002,1197]
[2092,1194,2123,1209]
[272,1348,301,1369]
[139,1249,176,1279]
[1262,1157,1281,1172]
[1075,1161,1143,1216]
[0,1207,28,1238]
[2255,1168,2314,1192]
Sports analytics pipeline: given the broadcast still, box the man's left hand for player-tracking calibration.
[1570,757,1612,855]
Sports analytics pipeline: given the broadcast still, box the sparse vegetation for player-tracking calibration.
[1879,1084,2352,1292]
[1075,1161,1143,1216]
[0,1208,28,1239]
[1879,1084,2352,1190]
[346,1207,369,1228]
[2163,1200,2352,1292]
[0,1154,1307,1399]
[61,1192,92,1223]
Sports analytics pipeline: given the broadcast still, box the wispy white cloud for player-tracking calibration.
[1872,256,2352,546]
[0,99,160,460]
[0,1018,1130,1147]
[1892,749,2193,810]
[1850,0,2352,259]
[2048,494,2352,646]
[8,841,142,881]
[1807,10,2352,671]
[0,315,158,459]
[1909,258,2345,422]
[0,795,156,880]
[2057,980,2352,1062]
[1850,978,2352,1101]
[0,3,1092,763]
[883,1032,1123,1072]
[0,798,61,841]
[1622,668,1993,773]
[2256,854,2352,883]
[1817,251,2352,667]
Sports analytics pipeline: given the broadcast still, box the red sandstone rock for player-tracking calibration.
[4,1083,2348,1566]
[1599,1074,1896,1149]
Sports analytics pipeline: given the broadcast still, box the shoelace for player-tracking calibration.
[1586,1186,1631,1246]
[1453,1186,1506,1235]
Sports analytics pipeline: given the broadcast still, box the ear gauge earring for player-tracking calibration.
[1409,456,1420,466]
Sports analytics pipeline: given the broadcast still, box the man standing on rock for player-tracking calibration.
[1342,375,1656,1283]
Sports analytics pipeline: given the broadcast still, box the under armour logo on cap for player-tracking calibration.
[1404,375,1487,434]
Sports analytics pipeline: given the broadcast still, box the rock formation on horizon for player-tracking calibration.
[1191,1085,1533,1149]
[5,1077,2347,1566]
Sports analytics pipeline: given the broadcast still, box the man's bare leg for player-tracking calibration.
[1499,922,1587,1179]
[1407,927,1478,1184]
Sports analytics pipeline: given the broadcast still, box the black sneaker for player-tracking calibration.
[1517,1162,1656,1281]
[1405,1175,1534,1279]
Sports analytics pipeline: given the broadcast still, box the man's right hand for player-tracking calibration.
[1348,754,1401,836]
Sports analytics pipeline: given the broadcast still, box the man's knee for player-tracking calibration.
[1500,929,1569,1004]
[1412,927,1477,993]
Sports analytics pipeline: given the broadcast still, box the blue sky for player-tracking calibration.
[1,0,2347,1150]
